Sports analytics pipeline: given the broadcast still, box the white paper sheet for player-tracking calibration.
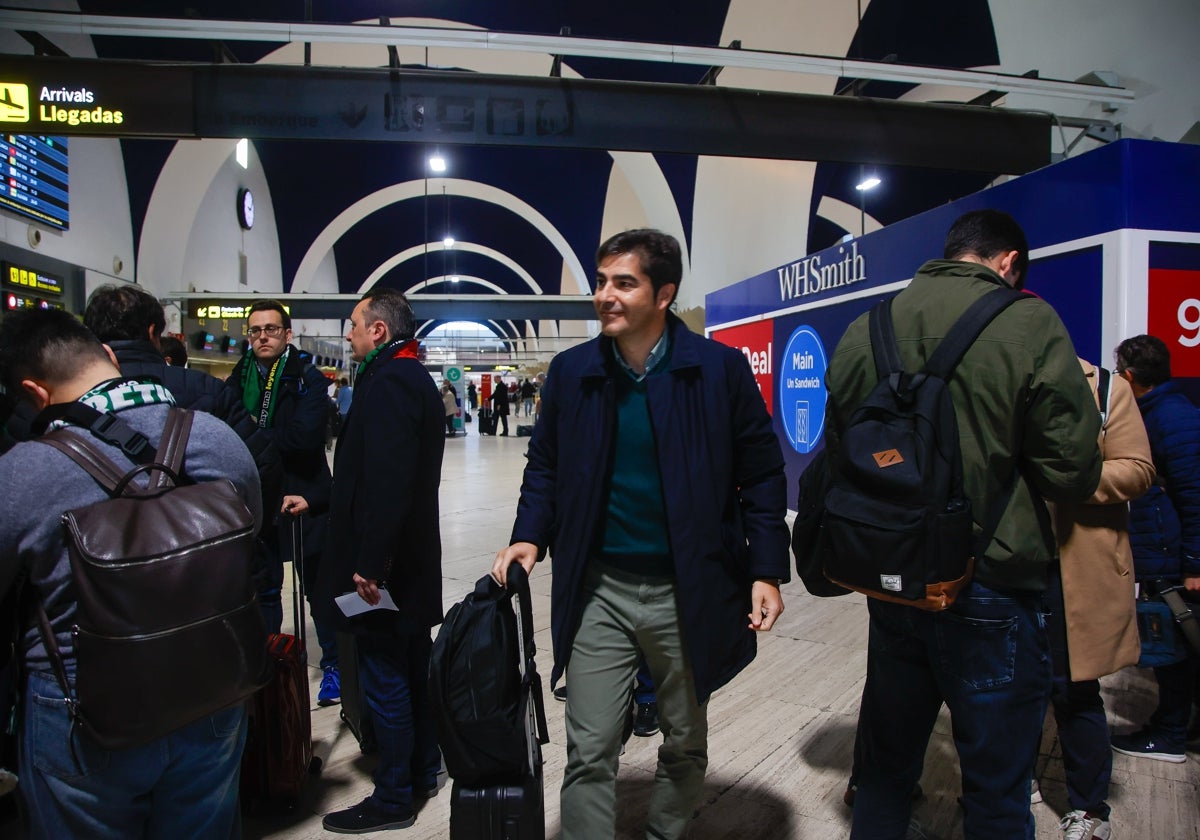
[335,588,399,617]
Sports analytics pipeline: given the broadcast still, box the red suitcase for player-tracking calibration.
[241,517,321,808]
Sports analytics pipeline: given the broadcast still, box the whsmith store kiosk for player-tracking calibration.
[706,139,1200,508]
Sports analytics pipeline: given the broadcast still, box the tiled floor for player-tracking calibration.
[223,426,1200,838]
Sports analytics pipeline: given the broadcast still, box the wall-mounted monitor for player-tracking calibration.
[0,135,68,230]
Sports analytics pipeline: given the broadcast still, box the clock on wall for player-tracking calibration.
[236,188,254,230]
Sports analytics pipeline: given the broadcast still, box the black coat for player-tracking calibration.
[314,348,445,633]
[109,340,282,505]
[225,346,332,558]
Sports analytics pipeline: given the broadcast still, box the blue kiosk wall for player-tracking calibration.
[706,140,1200,509]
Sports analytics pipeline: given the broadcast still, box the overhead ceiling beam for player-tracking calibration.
[0,55,1053,173]
[173,292,598,322]
[0,10,1134,104]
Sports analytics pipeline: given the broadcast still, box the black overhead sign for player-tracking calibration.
[0,55,1052,174]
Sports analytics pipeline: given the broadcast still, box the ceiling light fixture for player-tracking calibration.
[856,176,881,191]
[429,154,446,173]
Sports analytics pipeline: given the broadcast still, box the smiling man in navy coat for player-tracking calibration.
[493,229,790,840]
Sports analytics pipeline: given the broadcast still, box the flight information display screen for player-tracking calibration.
[0,134,68,230]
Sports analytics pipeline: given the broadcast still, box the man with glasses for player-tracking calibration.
[225,300,340,706]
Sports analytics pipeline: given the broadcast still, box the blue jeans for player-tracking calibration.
[357,630,441,815]
[634,658,656,705]
[1044,569,1112,818]
[20,670,246,840]
[850,580,1051,840]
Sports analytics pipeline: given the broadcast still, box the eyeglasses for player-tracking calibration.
[248,325,284,338]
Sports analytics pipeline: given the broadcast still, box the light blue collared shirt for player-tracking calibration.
[612,329,670,383]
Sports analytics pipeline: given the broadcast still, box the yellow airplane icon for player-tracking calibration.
[0,84,29,123]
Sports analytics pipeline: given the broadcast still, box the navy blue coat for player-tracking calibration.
[314,347,445,633]
[1129,381,1200,580]
[511,313,790,704]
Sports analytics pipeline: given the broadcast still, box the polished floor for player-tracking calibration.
[235,422,1200,840]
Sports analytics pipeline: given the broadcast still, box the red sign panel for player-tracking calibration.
[712,320,775,415]
[1148,268,1200,378]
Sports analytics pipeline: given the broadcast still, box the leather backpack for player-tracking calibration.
[35,407,271,751]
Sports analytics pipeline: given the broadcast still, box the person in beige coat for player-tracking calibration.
[1043,357,1154,839]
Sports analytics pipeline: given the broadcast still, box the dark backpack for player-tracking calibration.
[430,564,548,786]
[821,288,1027,610]
[35,407,271,751]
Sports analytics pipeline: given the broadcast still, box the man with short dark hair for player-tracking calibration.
[1111,334,1200,763]
[83,283,280,511]
[316,288,445,834]
[826,209,1104,838]
[0,308,261,839]
[493,228,789,840]
[224,299,339,704]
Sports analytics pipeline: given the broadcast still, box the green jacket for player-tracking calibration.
[825,259,1103,591]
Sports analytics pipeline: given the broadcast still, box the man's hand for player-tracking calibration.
[1183,574,1200,593]
[353,572,381,606]
[492,542,538,587]
[280,495,309,516]
[748,579,784,631]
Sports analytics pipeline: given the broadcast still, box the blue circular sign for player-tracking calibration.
[778,325,828,454]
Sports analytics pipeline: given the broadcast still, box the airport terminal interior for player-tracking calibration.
[0,1,1198,838]
[224,434,1188,840]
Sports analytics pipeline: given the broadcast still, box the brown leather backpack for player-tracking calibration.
[35,407,271,751]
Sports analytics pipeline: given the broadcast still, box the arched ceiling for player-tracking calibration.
[70,0,1010,326]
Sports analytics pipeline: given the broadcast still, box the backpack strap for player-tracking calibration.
[868,298,905,379]
[36,407,193,496]
[38,432,127,494]
[924,288,1030,381]
[150,408,192,490]
[31,401,153,463]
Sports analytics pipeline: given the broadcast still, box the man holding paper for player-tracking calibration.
[314,288,447,834]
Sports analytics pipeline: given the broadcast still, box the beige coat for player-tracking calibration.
[1053,358,1155,681]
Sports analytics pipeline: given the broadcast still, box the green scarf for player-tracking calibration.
[47,378,175,432]
[356,338,406,378]
[240,347,289,429]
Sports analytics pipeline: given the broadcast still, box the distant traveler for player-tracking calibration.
[490,375,510,436]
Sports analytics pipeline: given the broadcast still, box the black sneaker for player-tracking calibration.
[1111,727,1186,763]
[553,684,567,702]
[322,798,415,834]
[634,701,659,737]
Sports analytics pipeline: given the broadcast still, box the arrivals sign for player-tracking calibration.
[0,57,193,136]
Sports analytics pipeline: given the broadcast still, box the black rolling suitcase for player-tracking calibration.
[335,631,377,753]
[438,563,548,840]
[478,406,497,435]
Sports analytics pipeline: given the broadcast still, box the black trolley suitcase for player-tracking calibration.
[241,516,322,809]
[446,563,549,840]
[478,406,497,436]
[335,631,377,753]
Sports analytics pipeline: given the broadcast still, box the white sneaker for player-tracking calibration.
[1060,809,1112,840]
[1031,778,1043,804]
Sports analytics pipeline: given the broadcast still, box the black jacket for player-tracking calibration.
[108,340,282,504]
[225,346,333,558]
[315,346,445,633]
